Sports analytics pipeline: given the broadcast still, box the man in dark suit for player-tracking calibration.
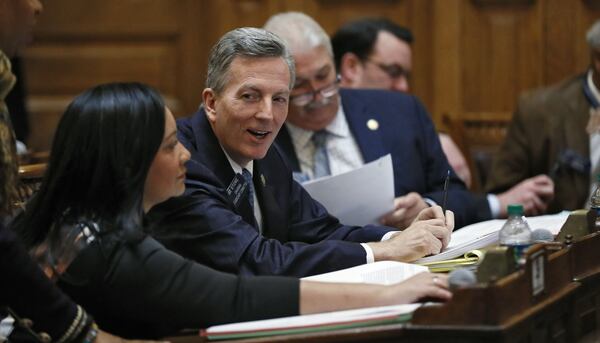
[150,27,453,278]
[264,12,554,227]
[329,16,555,218]
[486,20,600,213]
[330,17,472,188]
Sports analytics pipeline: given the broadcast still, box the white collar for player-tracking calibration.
[587,69,600,105]
[285,98,351,147]
[221,146,254,176]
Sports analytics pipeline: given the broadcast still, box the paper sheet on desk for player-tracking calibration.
[302,154,394,226]
[416,212,570,264]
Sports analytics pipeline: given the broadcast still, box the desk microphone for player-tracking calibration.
[531,228,554,243]
[448,268,477,290]
[549,149,590,179]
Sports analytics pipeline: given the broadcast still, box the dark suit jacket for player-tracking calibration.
[275,89,491,228]
[486,75,591,212]
[150,109,392,278]
[59,222,299,339]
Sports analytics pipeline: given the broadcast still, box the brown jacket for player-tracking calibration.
[486,74,591,213]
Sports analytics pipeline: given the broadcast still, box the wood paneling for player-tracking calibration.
[18,0,599,151]
[462,0,543,112]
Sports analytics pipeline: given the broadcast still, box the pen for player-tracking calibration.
[442,170,450,216]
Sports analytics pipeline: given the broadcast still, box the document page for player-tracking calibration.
[202,262,429,339]
[416,212,570,264]
[302,154,394,226]
[303,260,428,285]
[202,303,421,340]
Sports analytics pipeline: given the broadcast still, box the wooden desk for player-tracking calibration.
[170,244,585,343]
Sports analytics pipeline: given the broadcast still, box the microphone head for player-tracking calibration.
[448,268,477,290]
[531,228,554,243]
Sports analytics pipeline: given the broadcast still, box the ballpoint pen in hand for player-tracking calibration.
[442,170,450,216]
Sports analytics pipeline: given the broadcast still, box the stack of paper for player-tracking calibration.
[416,212,570,264]
[201,261,428,340]
[303,260,428,285]
[201,304,420,340]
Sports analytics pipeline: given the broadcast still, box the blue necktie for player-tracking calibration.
[312,130,331,178]
[241,168,255,212]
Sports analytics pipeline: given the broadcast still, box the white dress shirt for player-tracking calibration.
[286,98,396,263]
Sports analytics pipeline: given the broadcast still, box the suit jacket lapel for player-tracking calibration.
[274,126,301,171]
[253,160,288,241]
[340,89,387,163]
[188,110,258,230]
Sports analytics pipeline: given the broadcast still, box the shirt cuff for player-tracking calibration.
[381,231,398,241]
[360,243,375,264]
[487,193,501,218]
[423,198,436,207]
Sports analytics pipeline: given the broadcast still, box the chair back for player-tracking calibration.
[14,163,47,210]
[443,112,513,192]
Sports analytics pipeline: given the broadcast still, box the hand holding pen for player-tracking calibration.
[442,170,450,218]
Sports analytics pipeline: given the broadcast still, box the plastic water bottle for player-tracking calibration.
[499,204,532,264]
[590,174,600,231]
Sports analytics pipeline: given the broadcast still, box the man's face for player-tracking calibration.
[354,30,412,93]
[0,0,43,57]
[203,56,290,166]
[287,45,340,131]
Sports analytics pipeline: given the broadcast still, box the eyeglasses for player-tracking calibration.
[366,59,411,80]
[290,75,341,107]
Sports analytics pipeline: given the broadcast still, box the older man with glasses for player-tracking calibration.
[267,12,499,230]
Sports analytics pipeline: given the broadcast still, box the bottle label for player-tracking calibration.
[509,243,531,264]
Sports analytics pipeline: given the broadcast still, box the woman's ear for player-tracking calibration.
[202,88,217,123]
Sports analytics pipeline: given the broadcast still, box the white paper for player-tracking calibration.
[205,303,421,335]
[416,211,570,264]
[302,154,394,226]
[303,260,428,285]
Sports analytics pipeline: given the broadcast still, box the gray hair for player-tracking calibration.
[587,20,600,50]
[264,12,333,57]
[206,27,295,93]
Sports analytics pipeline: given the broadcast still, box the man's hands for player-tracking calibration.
[380,192,429,229]
[497,174,554,216]
[369,206,454,262]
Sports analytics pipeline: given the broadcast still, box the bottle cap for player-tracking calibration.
[507,204,524,215]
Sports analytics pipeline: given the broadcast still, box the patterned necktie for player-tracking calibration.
[312,130,331,178]
[241,168,255,212]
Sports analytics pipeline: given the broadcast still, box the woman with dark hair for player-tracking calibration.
[14,82,452,339]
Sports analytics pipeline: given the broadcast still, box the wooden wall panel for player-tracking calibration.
[22,0,203,151]
[545,0,600,85]
[25,43,177,95]
[461,0,543,112]
[18,0,600,151]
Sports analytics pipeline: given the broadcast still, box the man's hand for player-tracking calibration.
[380,192,429,229]
[370,206,454,262]
[497,174,554,217]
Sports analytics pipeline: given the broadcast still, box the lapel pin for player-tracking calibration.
[260,174,266,187]
[367,119,379,131]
